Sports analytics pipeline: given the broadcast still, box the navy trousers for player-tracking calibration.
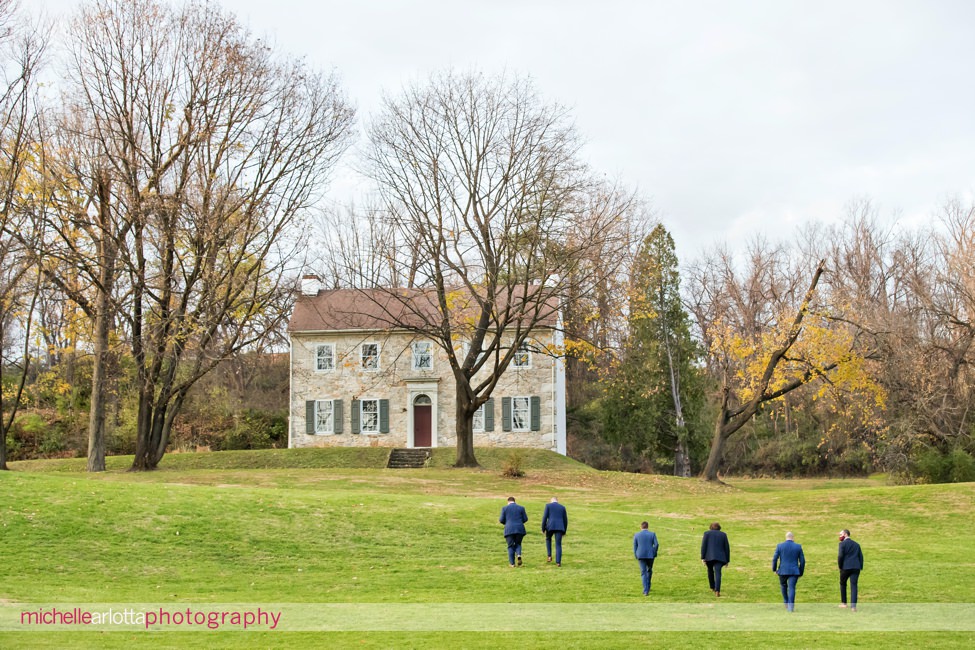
[638,558,655,594]
[706,560,725,592]
[840,569,860,606]
[779,574,799,611]
[545,531,564,564]
[505,534,525,565]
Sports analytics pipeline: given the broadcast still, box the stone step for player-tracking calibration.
[387,448,431,469]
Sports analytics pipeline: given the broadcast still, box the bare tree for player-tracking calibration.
[0,0,46,469]
[360,70,631,466]
[901,200,975,449]
[39,0,354,470]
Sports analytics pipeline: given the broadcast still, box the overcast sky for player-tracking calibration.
[35,0,975,261]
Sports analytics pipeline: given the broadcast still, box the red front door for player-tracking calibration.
[414,404,432,447]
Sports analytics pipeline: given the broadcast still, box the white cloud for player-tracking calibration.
[33,0,975,261]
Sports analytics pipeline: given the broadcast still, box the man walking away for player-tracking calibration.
[633,521,660,596]
[541,497,568,566]
[701,522,730,596]
[838,528,864,611]
[499,496,528,567]
[772,531,805,612]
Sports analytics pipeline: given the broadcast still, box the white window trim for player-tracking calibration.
[315,343,335,372]
[513,342,532,369]
[512,396,531,432]
[412,341,434,371]
[360,398,380,434]
[361,342,380,370]
[458,341,488,367]
[315,399,334,434]
[473,403,485,433]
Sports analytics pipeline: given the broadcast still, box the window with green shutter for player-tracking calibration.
[511,396,531,431]
[501,396,512,432]
[351,399,360,434]
[485,398,495,432]
[306,400,341,435]
[530,396,541,431]
[305,401,315,435]
[379,399,390,433]
[359,398,380,433]
[333,399,344,434]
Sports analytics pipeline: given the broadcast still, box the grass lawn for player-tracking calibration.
[0,448,972,648]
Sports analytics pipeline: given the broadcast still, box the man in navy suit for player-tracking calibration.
[633,521,660,595]
[499,496,528,567]
[772,531,805,612]
[837,528,864,611]
[701,521,731,596]
[541,497,568,566]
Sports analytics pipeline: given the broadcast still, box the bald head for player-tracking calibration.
[785,531,795,540]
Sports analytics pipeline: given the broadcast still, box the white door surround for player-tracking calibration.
[405,379,440,448]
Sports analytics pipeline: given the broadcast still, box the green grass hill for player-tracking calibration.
[1,448,972,648]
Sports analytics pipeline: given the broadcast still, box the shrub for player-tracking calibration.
[6,412,75,460]
[220,410,287,450]
[947,448,975,483]
[501,450,525,478]
[911,447,975,484]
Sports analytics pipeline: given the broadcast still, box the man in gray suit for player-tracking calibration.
[838,528,864,611]
[633,521,660,595]
[499,496,528,567]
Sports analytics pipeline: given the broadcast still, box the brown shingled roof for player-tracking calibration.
[289,287,559,333]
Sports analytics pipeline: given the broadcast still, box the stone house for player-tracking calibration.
[288,279,567,453]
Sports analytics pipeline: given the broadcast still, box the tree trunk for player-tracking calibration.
[86,314,110,472]
[454,380,479,467]
[674,433,692,477]
[87,172,115,472]
[702,418,728,482]
[703,386,738,481]
[0,316,7,469]
[703,397,758,480]
[131,385,155,471]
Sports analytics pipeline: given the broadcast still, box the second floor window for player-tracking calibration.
[361,343,379,370]
[513,342,532,368]
[315,344,335,371]
[412,341,433,371]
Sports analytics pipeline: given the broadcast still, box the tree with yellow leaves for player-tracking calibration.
[689,251,885,482]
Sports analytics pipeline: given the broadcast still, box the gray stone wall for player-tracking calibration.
[290,330,558,450]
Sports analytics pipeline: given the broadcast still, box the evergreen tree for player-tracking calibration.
[601,225,705,474]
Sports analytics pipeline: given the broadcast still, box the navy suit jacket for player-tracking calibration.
[838,538,864,570]
[500,503,528,536]
[701,529,730,564]
[541,502,568,533]
[772,540,805,576]
[633,529,659,559]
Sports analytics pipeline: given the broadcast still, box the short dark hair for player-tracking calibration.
[841,529,851,537]
[507,497,516,503]
[710,522,721,531]
[640,521,649,529]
